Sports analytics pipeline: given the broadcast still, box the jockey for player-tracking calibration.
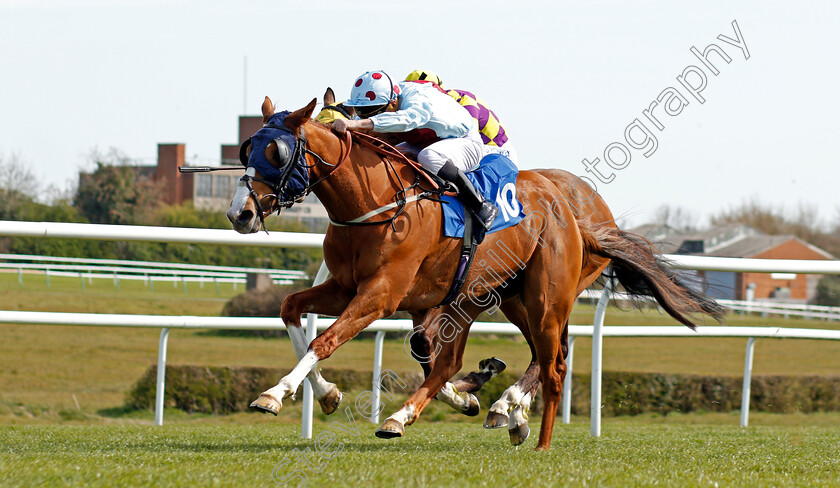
[333,70,498,230]
[404,69,518,166]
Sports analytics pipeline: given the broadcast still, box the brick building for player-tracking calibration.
[632,223,834,302]
[83,115,329,227]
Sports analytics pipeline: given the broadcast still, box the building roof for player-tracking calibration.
[628,223,835,259]
[629,224,687,254]
[705,234,796,258]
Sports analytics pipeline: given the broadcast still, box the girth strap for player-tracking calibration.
[438,215,480,307]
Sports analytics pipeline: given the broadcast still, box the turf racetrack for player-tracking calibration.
[2,419,839,487]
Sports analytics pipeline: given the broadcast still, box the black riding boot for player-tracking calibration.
[438,161,498,230]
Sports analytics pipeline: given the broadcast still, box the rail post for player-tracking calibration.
[371,330,386,423]
[301,260,330,438]
[562,335,576,424]
[591,280,612,437]
[740,337,756,427]
[154,327,170,426]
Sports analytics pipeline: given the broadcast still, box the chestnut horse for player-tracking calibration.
[314,89,614,445]
[227,97,723,450]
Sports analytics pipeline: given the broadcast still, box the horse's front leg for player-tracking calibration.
[250,278,353,415]
[377,302,480,438]
[252,273,412,415]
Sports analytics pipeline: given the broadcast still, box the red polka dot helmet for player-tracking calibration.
[345,70,400,117]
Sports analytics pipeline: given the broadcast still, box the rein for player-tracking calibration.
[325,130,448,230]
[350,131,444,192]
[242,119,448,232]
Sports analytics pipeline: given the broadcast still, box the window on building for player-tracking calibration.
[196,174,212,198]
[213,175,231,199]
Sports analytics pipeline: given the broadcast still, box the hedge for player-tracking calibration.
[128,366,423,414]
[128,365,840,416]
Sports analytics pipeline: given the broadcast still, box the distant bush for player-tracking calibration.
[216,283,417,339]
[814,276,840,307]
[128,365,840,417]
[128,365,423,414]
[215,283,311,338]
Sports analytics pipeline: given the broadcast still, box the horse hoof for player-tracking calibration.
[250,394,282,415]
[509,422,530,446]
[478,357,507,375]
[464,394,480,417]
[318,386,342,415]
[483,411,509,429]
[375,419,404,439]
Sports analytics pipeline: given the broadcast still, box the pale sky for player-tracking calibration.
[2,0,838,228]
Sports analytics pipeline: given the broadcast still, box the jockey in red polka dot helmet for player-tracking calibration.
[345,70,400,118]
[336,69,500,230]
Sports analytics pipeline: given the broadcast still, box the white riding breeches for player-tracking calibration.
[417,131,484,173]
[400,132,520,174]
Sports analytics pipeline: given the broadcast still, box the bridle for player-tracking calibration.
[238,119,352,232]
[241,118,445,232]
[182,110,445,232]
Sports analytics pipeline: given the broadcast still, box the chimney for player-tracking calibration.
[156,143,186,205]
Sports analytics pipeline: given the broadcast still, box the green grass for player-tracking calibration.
[3,270,840,486]
[1,270,839,419]
[0,271,240,315]
[1,417,839,487]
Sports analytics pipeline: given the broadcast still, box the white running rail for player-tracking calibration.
[2,220,840,438]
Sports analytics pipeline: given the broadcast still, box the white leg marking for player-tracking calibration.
[387,404,416,426]
[263,351,319,401]
[287,326,334,399]
[435,382,472,412]
[509,392,532,428]
[489,384,524,416]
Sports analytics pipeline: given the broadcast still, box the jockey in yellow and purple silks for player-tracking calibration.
[405,69,519,166]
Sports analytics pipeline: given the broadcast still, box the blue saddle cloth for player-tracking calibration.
[441,154,525,238]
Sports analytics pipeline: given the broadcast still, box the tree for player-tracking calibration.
[74,148,165,225]
[653,204,698,232]
[0,151,38,219]
[710,198,789,235]
[813,275,840,306]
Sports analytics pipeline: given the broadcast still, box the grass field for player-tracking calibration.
[2,415,840,487]
[2,270,840,486]
[2,272,839,416]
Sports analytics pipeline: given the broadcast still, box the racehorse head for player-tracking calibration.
[227,96,317,233]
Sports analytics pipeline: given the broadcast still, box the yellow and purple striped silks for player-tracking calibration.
[445,89,509,147]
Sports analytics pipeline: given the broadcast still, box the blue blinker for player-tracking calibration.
[246,111,311,205]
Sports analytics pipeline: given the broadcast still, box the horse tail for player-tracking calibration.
[578,221,725,329]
